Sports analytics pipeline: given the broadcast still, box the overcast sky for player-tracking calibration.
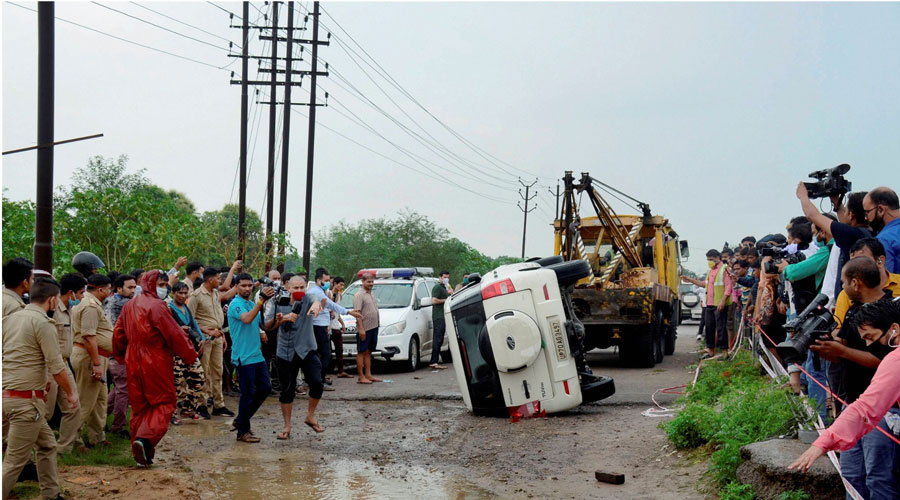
[3,1,898,274]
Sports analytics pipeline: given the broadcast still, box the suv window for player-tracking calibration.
[416,280,431,303]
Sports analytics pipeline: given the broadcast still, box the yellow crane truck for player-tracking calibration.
[552,171,689,367]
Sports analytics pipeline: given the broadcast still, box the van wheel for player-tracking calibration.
[405,336,420,372]
[440,349,452,363]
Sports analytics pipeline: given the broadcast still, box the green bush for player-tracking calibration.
[720,481,755,500]
[664,402,717,448]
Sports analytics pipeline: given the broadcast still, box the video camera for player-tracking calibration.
[761,246,807,274]
[802,163,852,200]
[258,276,290,306]
[775,293,836,365]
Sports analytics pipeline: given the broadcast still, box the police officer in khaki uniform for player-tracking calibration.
[70,273,114,449]
[2,277,79,500]
[2,257,33,319]
[49,273,87,453]
[188,267,235,417]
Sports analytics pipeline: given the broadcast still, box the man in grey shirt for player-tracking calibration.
[264,276,360,437]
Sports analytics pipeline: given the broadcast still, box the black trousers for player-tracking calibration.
[430,318,446,364]
[276,353,324,402]
[313,325,331,381]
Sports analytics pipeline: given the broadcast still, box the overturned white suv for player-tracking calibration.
[445,256,615,417]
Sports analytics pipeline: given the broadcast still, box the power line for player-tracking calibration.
[318,4,550,182]
[90,2,231,52]
[7,1,232,71]
[207,1,242,21]
[130,1,242,50]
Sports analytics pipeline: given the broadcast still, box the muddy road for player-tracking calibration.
[64,322,707,500]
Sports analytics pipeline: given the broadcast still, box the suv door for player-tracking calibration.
[412,279,432,355]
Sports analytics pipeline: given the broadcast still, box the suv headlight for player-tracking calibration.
[381,321,406,336]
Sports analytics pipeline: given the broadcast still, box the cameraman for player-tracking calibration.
[864,187,900,274]
[797,183,872,303]
[834,239,900,329]
[810,257,899,499]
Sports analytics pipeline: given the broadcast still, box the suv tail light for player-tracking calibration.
[508,401,546,422]
[481,279,516,300]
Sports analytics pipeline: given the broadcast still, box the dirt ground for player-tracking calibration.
[18,323,709,500]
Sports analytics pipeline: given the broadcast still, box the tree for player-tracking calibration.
[311,210,521,283]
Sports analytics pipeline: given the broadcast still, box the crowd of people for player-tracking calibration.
[1,249,479,498]
[681,184,900,500]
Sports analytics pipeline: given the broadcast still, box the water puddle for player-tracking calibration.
[200,454,493,500]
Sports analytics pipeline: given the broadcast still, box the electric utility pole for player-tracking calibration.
[300,0,325,274]
[34,1,55,273]
[548,182,560,220]
[229,1,328,271]
[518,178,538,259]
[264,2,279,272]
[237,1,250,261]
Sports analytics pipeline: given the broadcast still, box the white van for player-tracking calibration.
[338,268,451,372]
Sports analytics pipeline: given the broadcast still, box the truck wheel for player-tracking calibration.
[621,326,655,368]
[664,322,677,356]
[653,311,665,365]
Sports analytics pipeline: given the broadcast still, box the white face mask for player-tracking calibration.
[442,278,449,285]
[157,287,169,300]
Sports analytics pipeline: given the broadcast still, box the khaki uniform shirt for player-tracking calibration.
[182,277,196,294]
[55,299,74,359]
[71,292,114,352]
[189,285,224,331]
[2,287,26,319]
[353,288,380,332]
[2,304,66,390]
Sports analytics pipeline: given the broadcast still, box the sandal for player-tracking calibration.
[357,379,373,384]
[304,420,325,433]
[337,373,353,378]
[276,430,291,440]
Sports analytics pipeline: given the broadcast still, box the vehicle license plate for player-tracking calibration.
[344,347,357,356]
[551,320,567,361]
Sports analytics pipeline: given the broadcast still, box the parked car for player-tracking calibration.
[338,267,450,372]
[445,257,615,417]
[680,283,703,322]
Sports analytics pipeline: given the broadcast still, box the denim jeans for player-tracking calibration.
[801,350,830,423]
[234,361,271,435]
[840,407,900,500]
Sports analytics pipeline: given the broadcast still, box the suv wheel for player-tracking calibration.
[405,335,420,372]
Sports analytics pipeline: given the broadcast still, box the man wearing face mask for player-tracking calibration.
[308,268,360,388]
[681,249,732,358]
[2,277,79,500]
[429,271,451,370]
[810,257,899,499]
[113,270,198,465]
[863,187,900,274]
[264,276,325,437]
[105,274,137,438]
[789,299,900,480]
[51,274,87,453]
[70,273,115,451]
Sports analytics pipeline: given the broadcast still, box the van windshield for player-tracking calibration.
[340,282,414,309]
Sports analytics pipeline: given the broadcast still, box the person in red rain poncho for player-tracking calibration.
[113,269,197,465]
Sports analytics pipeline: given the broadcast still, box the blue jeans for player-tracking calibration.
[841,407,900,500]
[801,350,830,423]
[234,361,271,435]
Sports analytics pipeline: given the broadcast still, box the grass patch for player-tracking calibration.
[777,491,809,500]
[8,482,40,499]
[56,410,134,467]
[661,351,803,496]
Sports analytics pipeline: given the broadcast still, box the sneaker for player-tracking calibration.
[132,438,152,466]
[213,407,235,417]
[323,385,336,391]
[236,432,260,443]
[324,378,333,386]
[171,416,182,426]
[197,407,211,420]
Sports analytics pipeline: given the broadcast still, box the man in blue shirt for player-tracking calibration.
[226,273,275,443]
[863,187,900,274]
[308,268,360,389]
